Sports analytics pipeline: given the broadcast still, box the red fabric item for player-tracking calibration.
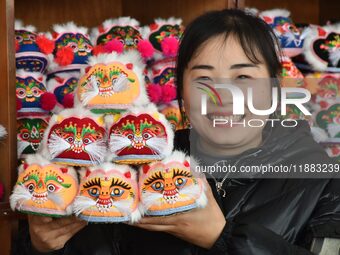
[62,93,74,108]
[55,46,74,66]
[40,92,57,111]
[36,35,55,54]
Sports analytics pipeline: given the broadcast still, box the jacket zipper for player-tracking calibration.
[207,149,262,197]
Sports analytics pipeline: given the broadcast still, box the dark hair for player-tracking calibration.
[176,8,282,117]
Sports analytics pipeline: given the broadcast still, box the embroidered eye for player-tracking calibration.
[151,181,164,191]
[175,178,187,188]
[16,35,23,42]
[83,43,92,52]
[134,38,139,45]
[119,39,125,45]
[47,183,58,193]
[27,183,35,193]
[67,42,78,52]
[39,131,44,138]
[83,138,91,145]
[31,87,42,97]
[66,137,74,143]
[88,188,100,198]
[16,88,26,99]
[21,132,30,140]
[142,132,152,140]
[111,188,124,197]
[127,134,134,140]
[29,34,36,41]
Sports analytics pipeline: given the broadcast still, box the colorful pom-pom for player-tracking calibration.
[40,92,57,111]
[104,39,124,54]
[55,46,74,66]
[36,35,55,54]
[62,93,74,108]
[137,40,154,59]
[161,37,179,57]
[147,84,162,103]
[161,84,177,103]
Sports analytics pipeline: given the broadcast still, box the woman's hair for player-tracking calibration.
[176,8,282,117]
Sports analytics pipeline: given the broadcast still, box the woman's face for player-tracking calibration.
[183,35,273,155]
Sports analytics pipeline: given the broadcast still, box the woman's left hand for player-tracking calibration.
[131,180,226,249]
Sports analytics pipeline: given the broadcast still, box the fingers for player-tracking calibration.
[28,215,53,224]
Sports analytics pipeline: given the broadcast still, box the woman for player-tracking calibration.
[24,9,339,255]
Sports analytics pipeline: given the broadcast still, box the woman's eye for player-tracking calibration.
[236,75,251,80]
[196,76,212,82]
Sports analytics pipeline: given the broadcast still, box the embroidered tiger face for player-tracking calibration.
[73,166,140,222]
[10,163,77,216]
[139,160,205,215]
[78,63,140,109]
[47,117,106,166]
[109,113,169,164]
[17,118,48,157]
[97,26,142,50]
[16,76,46,108]
[54,33,93,64]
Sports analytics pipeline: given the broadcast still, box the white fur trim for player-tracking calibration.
[259,9,291,20]
[303,23,340,71]
[0,125,7,139]
[15,20,36,32]
[39,107,105,161]
[53,22,89,37]
[16,70,47,85]
[91,17,140,45]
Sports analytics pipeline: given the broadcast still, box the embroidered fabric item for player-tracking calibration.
[10,154,78,217]
[76,52,149,113]
[260,9,305,57]
[74,163,140,223]
[158,101,190,131]
[108,104,173,164]
[47,22,93,76]
[17,116,50,158]
[139,150,207,216]
[303,23,340,72]
[16,70,57,116]
[40,107,107,166]
[15,20,53,73]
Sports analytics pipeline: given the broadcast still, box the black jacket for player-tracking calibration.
[16,120,340,255]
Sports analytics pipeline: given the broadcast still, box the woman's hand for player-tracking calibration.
[132,181,226,249]
[28,215,87,252]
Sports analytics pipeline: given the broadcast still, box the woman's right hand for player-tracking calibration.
[28,215,87,253]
